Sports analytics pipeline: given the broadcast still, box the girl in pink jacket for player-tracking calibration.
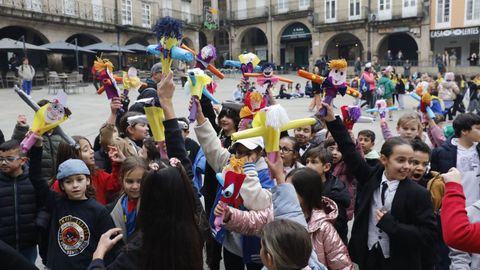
[291,168,354,270]
[215,165,353,270]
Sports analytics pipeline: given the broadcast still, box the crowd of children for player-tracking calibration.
[0,54,480,270]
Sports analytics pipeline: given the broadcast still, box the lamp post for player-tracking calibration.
[74,38,79,72]
[18,35,27,58]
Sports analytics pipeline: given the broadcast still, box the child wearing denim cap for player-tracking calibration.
[29,144,114,270]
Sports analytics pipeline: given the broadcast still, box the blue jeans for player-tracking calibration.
[22,80,32,95]
[19,246,37,264]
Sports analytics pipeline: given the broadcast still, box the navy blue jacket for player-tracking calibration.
[431,137,480,174]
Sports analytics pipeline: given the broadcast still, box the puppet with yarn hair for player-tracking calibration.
[238,91,267,131]
[297,59,360,117]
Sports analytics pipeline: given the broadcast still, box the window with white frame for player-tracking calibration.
[349,0,360,19]
[299,0,309,10]
[64,0,76,15]
[121,0,132,25]
[278,0,288,13]
[142,3,151,27]
[325,0,336,22]
[25,0,43,12]
[436,0,450,27]
[163,0,172,17]
[402,0,416,17]
[466,0,480,24]
[181,1,191,22]
[378,0,392,20]
[92,0,104,21]
[256,0,266,16]
[237,0,246,19]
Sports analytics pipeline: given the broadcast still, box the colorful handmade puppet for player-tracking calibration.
[14,86,77,149]
[297,59,361,117]
[243,63,293,91]
[151,17,194,75]
[20,91,71,152]
[366,99,398,123]
[181,44,224,98]
[232,104,316,163]
[122,67,146,96]
[140,97,168,159]
[224,52,262,75]
[238,91,267,131]
[410,92,436,119]
[340,106,362,130]
[214,156,246,232]
[185,68,213,122]
[93,57,122,99]
[181,44,224,79]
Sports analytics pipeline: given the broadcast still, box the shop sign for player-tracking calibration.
[281,23,311,41]
[378,26,410,34]
[430,27,479,38]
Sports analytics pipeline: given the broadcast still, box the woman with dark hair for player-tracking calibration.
[88,163,203,270]
[86,71,204,270]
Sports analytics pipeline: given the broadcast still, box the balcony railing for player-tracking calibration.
[0,0,116,24]
[271,2,312,16]
[231,7,268,21]
[0,0,202,29]
[161,9,202,26]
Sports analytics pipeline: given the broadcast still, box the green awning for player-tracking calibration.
[281,23,311,41]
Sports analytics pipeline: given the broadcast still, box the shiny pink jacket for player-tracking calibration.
[308,197,354,270]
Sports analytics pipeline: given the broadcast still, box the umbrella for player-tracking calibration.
[123,43,147,53]
[42,40,96,71]
[83,42,134,53]
[0,38,50,51]
[41,41,96,54]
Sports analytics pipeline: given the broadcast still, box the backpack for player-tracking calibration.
[376,83,385,96]
[359,77,369,93]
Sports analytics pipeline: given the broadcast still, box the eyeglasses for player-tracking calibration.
[0,156,22,163]
[279,147,294,153]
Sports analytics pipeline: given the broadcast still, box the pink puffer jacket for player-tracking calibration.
[308,197,354,270]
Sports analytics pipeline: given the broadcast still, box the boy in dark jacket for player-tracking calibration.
[304,145,350,243]
[0,140,38,263]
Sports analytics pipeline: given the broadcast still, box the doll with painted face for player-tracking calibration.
[317,59,361,117]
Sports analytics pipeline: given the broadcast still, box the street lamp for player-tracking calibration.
[18,35,27,58]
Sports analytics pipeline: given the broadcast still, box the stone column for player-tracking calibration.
[418,23,431,67]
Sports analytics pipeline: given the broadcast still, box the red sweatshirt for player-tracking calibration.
[441,182,480,253]
[52,162,121,205]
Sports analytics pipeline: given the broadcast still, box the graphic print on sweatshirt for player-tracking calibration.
[57,215,90,256]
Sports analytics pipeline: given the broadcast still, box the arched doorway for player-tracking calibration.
[64,34,102,74]
[280,22,312,70]
[324,33,364,63]
[240,27,268,61]
[0,25,50,73]
[377,33,418,65]
[199,32,207,50]
[214,29,230,67]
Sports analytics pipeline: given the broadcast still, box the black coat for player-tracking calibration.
[327,117,437,270]
[0,167,38,250]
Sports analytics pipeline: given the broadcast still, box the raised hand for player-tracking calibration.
[93,228,123,260]
[319,102,335,122]
[108,145,126,163]
[442,167,461,184]
[265,152,286,184]
[157,71,175,101]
